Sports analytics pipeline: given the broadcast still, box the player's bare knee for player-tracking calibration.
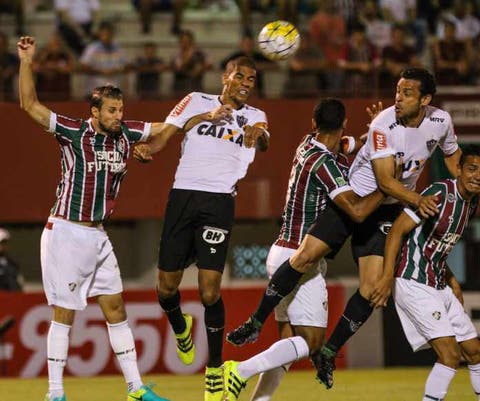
[437,347,462,369]
[295,327,324,353]
[461,341,480,365]
[290,249,317,273]
[199,288,220,306]
[156,278,179,299]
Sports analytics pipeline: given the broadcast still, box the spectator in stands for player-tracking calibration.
[380,0,428,55]
[54,0,100,56]
[437,0,480,41]
[433,20,470,85]
[0,0,24,36]
[357,0,391,51]
[135,42,168,99]
[309,0,347,92]
[132,0,186,35]
[235,0,299,36]
[80,21,130,96]
[0,228,23,292]
[220,34,276,98]
[171,29,211,97]
[33,33,74,101]
[282,30,326,98]
[0,31,18,101]
[338,23,380,96]
[380,24,420,93]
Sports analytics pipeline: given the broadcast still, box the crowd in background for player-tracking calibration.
[0,0,480,101]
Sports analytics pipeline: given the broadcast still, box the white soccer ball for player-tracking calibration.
[257,20,300,61]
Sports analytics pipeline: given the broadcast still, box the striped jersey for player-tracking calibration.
[275,134,352,248]
[165,92,268,194]
[47,112,151,222]
[396,179,478,289]
[349,105,458,203]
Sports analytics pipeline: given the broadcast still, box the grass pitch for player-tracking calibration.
[1,367,473,401]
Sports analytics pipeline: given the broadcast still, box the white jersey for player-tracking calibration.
[165,92,268,194]
[349,105,458,203]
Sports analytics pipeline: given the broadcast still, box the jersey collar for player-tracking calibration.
[310,136,331,153]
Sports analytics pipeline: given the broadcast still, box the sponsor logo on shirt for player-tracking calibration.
[169,94,192,117]
[429,117,444,123]
[88,151,126,173]
[197,124,245,147]
[335,176,347,186]
[373,130,387,151]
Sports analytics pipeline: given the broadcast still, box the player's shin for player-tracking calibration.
[47,321,71,399]
[107,320,142,392]
[423,363,456,401]
[158,291,186,334]
[468,363,480,398]
[204,297,225,368]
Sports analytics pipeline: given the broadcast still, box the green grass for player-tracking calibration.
[1,368,473,401]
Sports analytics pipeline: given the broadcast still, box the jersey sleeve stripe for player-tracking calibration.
[329,185,353,200]
[403,207,421,224]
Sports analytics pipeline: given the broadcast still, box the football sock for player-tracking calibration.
[468,363,480,398]
[252,260,303,324]
[325,289,374,353]
[47,321,71,398]
[237,336,308,380]
[158,291,186,334]
[107,320,143,392]
[423,362,456,401]
[204,297,225,368]
[250,364,291,401]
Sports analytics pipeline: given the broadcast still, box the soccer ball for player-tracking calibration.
[257,20,300,61]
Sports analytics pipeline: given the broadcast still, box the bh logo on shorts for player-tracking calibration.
[202,226,227,245]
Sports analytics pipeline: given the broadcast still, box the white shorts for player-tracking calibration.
[394,278,477,351]
[40,217,123,310]
[266,244,328,327]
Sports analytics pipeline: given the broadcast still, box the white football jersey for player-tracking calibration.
[165,92,268,194]
[349,105,458,202]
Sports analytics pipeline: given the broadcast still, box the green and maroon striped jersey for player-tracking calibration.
[275,134,352,248]
[396,179,478,289]
[47,113,151,222]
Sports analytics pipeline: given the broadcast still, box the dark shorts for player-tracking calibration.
[308,202,354,259]
[350,203,403,261]
[158,189,235,272]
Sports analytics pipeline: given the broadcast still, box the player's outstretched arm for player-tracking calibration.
[444,148,462,178]
[372,156,439,218]
[134,123,181,162]
[333,189,384,223]
[17,36,51,130]
[370,211,417,308]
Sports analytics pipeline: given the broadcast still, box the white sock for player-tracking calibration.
[468,363,480,399]
[250,363,291,401]
[47,321,71,398]
[107,320,143,392]
[238,336,309,380]
[423,362,456,401]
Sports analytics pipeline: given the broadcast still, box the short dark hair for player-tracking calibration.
[460,144,480,166]
[90,85,123,110]
[224,56,256,74]
[400,68,436,97]
[313,98,346,131]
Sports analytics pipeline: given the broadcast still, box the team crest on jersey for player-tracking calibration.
[116,137,125,153]
[322,301,328,311]
[447,193,455,203]
[432,311,441,320]
[236,115,248,128]
[426,139,437,151]
[68,282,77,292]
[373,130,387,151]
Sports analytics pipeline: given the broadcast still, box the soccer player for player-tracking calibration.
[227,68,461,389]
[133,56,270,401]
[17,36,170,401]
[377,144,480,401]
[220,98,386,401]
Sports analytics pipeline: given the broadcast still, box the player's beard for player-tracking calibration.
[99,120,121,136]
